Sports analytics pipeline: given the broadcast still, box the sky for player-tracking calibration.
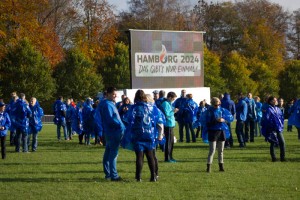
[108,0,300,13]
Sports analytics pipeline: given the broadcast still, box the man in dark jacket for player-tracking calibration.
[221,93,236,147]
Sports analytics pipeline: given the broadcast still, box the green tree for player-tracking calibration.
[221,51,257,97]
[98,43,130,89]
[203,47,225,97]
[279,60,300,100]
[0,39,56,101]
[53,49,104,100]
[248,58,279,97]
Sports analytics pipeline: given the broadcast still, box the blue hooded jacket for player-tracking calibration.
[236,97,248,121]
[221,93,236,116]
[29,100,44,134]
[72,102,83,134]
[183,98,198,123]
[288,99,300,128]
[53,99,67,124]
[121,101,165,151]
[173,96,187,122]
[0,110,11,137]
[13,99,32,133]
[98,99,125,138]
[200,106,234,143]
[82,99,94,134]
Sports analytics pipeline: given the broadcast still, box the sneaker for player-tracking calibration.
[165,160,176,163]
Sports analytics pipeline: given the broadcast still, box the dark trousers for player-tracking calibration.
[195,126,203,138]
[164,127,174,161]
[245,119,255,142]
[270,132,285,160]
[135,150,156,180]
[297,127,300,140]
[15,129,28,152]
[178,121,187,142]
[10,131,16,146]
[1,136,6,159]
[66,121,72,139]
[185,122,196,142]
[235,120,245,147]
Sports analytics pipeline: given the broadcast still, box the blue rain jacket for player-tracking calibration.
[53,100,67,124]
[173,96,187,122]
[261,104,284,142]
[5,100,18,132]
[200,106,234,143]
[236,97,248,121]
[98,99,125,138]
[29,101,44,134]
[13,99,32,133]
[93,108,103,137]
[0,111,11,137]
[82,100,94,134]
[183,98,198,123]
[245,97,256,120]
[255,101,263,122]
[221,93,236,116]
[121,101,165,151]
[72,103,83,134]
[288,99,300,128]
[193,106,207,128]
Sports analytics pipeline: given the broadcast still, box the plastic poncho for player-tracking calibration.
[173,96,187,122]
[53,100,67,124]
[0,111,11,137]
[5,99,18,132]
[245,97,256,120]
[200,106,234,143]
[182,98,198,123]
[28,101,44,134]
[221,93,236,116]
[236,97,248,121]
[121,101,164,151]
[98,99,125,138]
[82,99,94,134]
[72,103,83,135]
[288,99,300,128]
[12,99,32,133]
[193,106,207,129]
[261,104,284,144]
[93,107,103,138]
[255,101,263,122]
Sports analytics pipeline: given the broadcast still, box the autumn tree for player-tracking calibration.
[98,43,130,89]
[53,49,104,100]
[72,0,118,62]
[0,39,56,101]
[0,0,64,66]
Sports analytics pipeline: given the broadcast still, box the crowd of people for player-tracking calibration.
[1,89,300,182]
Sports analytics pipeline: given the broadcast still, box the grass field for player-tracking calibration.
[0,123,299,200]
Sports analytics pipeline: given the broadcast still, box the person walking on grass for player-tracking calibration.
[98,87,125,181]
[27,97,44,152]
[261,96,285,162]
[0,101,11,159]
[121,90,164,182]
[288,98,300,140]
[201,97,233,173]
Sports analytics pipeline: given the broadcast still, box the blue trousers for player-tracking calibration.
[15,128,28,152]
[103,133,122,179]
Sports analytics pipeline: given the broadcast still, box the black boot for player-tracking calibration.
[219,163,225,172]
[206,164,211,173]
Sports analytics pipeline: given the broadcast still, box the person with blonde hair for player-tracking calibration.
[201,97,233,172]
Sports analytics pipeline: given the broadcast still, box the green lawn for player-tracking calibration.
[0,123,299,200]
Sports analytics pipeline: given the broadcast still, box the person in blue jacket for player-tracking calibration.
[98,87,125,181]
[261,96,285,162]
[0,101,11,159]
[6,92,18,146]
[161,91,178,163]
[235,92,248,148]
[81,98,94,145]
[65,98,74,140]
[221,92,236,148]
[201,97,233,172]
[244,93,257,142]
[183,93,198,143]
[53,96,68,141]
[121,90,164,182]
[13,93,32,153]
[27,97,44,152]
[288,98,300,140]
[254,96,263,137]
[72,101,83,143]
[173,89,187,142]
